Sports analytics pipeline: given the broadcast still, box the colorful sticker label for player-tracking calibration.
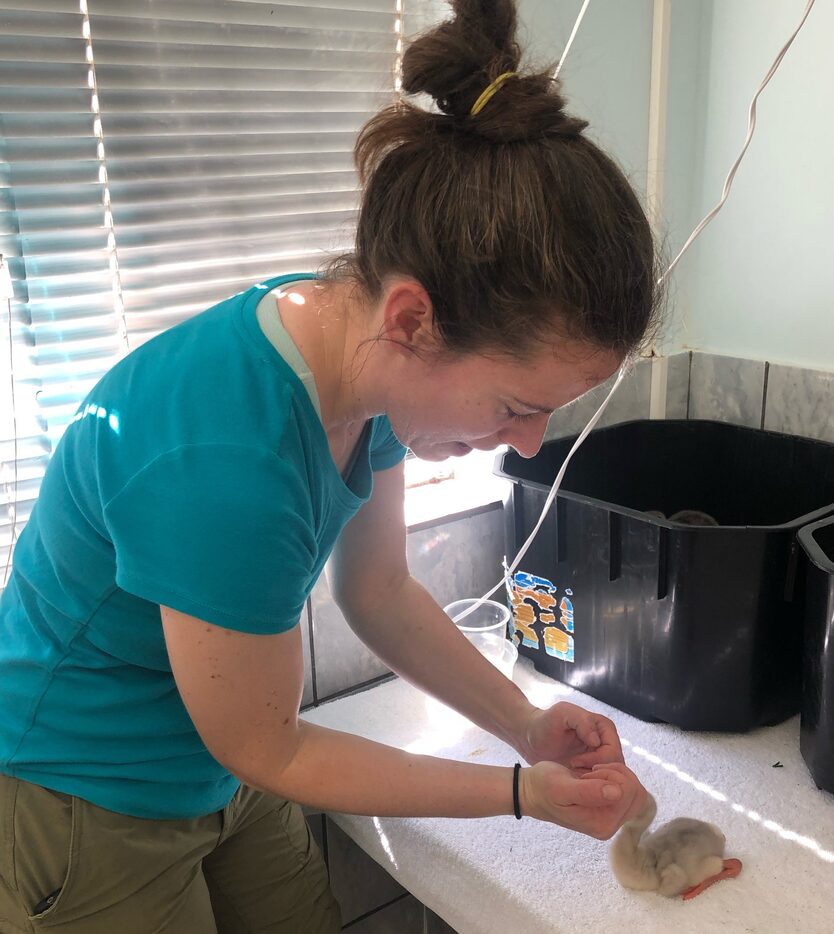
[507,571,575,663]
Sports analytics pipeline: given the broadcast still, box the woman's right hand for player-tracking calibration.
[518,761,647,839]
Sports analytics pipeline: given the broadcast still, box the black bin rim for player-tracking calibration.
[798,514,834,573]
[492,418,834,532]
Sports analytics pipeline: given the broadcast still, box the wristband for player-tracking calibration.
[513,762,522,820]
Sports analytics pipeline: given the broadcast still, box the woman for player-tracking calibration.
[0,1,661,930]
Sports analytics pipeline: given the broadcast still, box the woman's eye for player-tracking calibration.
[507,409,538,423]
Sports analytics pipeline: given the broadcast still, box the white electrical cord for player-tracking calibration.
[553,0,592,80]
[661,0,816,285]
[452,0,816,625]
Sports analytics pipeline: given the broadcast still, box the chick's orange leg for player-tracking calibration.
[681,858,743,901]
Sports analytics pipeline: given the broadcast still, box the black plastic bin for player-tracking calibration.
[798,515,834,793]
[494,419,834,731]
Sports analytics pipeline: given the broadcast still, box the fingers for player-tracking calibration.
[570,741,624,770]
[570,748,617,770]
[590,762,631,777]
[559,704,624,768]
[586,763,639,794]
[524,761,649,840]
[590,715,623,759]
[568,766,593,778]
[569,777,624,807]
[561,764,630,807]
[584,764,649,822]
[560,703,602,749]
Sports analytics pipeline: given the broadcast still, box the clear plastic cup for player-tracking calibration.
[444,598,515,675]
[489,638,519,678]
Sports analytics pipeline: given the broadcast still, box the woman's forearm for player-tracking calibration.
[239,720,517,818]
[341,575,536,758]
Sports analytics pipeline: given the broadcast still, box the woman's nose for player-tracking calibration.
[501,414,549,459]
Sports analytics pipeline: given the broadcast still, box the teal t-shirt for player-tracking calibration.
[0,273,406,819]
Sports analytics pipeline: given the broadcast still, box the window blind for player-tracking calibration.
[1,0,121,582]
[1,0,451,584]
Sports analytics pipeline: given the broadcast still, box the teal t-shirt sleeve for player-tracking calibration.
[369,415,407,472]
[103,443,317,634]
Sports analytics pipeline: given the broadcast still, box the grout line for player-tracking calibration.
[406,498,502,536]
[761,361,770,430]
[306,598,319,707]
[315,672,398,707]
[686,350,693,419]
[341,892,411,929]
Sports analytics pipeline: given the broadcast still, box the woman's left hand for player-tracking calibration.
[519,702,625,774]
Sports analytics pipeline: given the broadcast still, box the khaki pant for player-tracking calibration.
[0,774,341,933]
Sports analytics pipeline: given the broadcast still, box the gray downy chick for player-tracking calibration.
[610,793,726,897]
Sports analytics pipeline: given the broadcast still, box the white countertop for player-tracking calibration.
[303,657,834,934]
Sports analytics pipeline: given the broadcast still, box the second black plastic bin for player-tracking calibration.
[798,515,834,793]
[495,419,834,731]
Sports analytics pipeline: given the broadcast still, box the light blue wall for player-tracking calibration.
[671,0,833,370]
[656,0,713,353]
[516,0,653,199]
[517,0,831,371]
[516,0,680,349]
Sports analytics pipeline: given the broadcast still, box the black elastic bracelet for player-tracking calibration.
[512,762,522,820]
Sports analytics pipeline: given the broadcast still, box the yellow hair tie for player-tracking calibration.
[469,71,518,116]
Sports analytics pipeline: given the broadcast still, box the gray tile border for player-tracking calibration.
[688,352,766,427]
[665,351,691,419]
[309,569,391,702]
[300,599,314,708]
[406,499,503,536]
[326,818,406,926]
[406,505,505,612]
[764,362,834,444]
[544,356,652,442]
[309,506,505,703]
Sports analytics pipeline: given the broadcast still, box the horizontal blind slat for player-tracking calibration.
[22,271,115,302]
[89,18,395,50]
[0,35,84,60]
[110,190,360,231]
[0,1,80,16]
[87,0,398,24]
[92,64,393,91]
[118,241,342,292]
[117,216,356,267]
[118,170,357,200]
[103,152,355,181]
[0,62,93,87]
[88,39,395,67]
[4,137,102,161]
[123,248,351,336]
[95,88,393,112]
[104,133,358,159]
[0,112,372,136]
[0,10,83,39]
[111,209,355,249]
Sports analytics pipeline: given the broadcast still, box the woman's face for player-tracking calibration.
[384,339,624,462]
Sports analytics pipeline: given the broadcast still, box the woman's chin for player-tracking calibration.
[418,441,472,460]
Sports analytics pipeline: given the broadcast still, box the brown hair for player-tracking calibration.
[323,0,663,359]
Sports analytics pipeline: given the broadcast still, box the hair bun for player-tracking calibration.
[402,0,587,142]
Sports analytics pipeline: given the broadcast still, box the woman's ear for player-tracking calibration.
[380,279,435,353]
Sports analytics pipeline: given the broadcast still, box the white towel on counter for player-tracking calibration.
[303,656,834,934]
